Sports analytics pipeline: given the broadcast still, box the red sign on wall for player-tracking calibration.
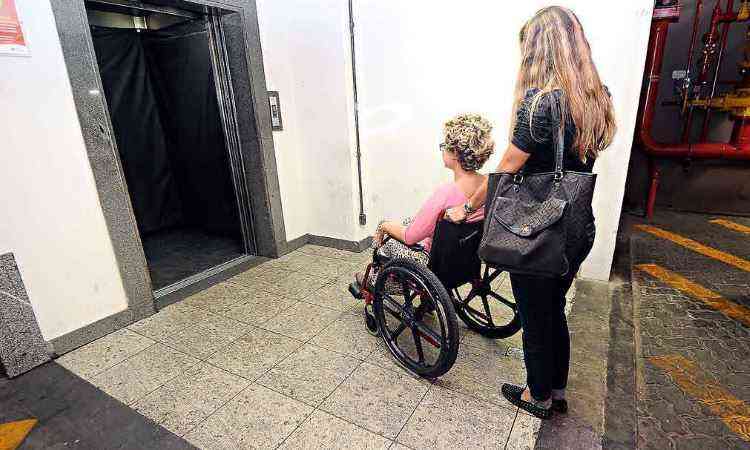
[0,0,29,56]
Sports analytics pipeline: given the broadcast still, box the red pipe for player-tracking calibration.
[638,14,750,219]
[640,20,750,157]
[681,0,704,142]
[700,0,734,140]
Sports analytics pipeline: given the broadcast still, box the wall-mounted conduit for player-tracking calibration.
[348,0,366,226]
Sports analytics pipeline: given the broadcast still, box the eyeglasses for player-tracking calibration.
[439,143,448,152]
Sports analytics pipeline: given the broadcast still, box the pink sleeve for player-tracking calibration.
[404,185,451,245]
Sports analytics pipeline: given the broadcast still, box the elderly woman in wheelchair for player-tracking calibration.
[348,114,522,378]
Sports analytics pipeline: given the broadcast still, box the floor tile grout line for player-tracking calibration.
[252,337,362,397]
[175,272,351,437]
[303,334,379,362]
[178,377,259,440]
[227,304,342,388]
[96,329,248,414]
[63,249,371,434]
[504,406,521,450]
[58,329,158,380]
[145,325,250,364]
[251,316,423,444]
[78,340,161,382]
[116,253,394,436]
[311,407,398,446]
[361,346,521,414]
[139,286,522,415]
[125,357,204,410]
[392,381,432,446]
[307,359,423,443]
[272,357,369,449]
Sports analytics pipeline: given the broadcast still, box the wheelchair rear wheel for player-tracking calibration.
[453,265,522,339]
[373,258,459,378]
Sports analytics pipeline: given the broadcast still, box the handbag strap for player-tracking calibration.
[552,91,565,179]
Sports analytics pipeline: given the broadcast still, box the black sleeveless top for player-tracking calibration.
[510,88,595,174]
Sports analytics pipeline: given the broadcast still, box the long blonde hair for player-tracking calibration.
[512,6,615,161]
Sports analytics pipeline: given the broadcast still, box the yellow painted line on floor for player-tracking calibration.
[649,355,750,442]
[710,218,750,235]
[636,263,750,327]
[0,419,37,450]
[635,224,750,273]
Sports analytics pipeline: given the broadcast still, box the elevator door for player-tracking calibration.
[89,8,248,290]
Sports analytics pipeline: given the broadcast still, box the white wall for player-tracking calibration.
[256,0,361,242]
[0,0,129,340]
[351,0,654,280]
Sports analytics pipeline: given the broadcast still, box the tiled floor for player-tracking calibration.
[57,244,569,449]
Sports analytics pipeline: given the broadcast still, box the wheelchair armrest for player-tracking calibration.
[408,243,425,252]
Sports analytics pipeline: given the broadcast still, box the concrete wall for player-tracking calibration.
[0,0,129,340]
[625,0,750,216]
[350,0,654,280]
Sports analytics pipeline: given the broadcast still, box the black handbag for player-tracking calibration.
[478,101,596,278]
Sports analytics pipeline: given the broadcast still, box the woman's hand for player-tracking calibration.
[373,228,386,247]
[373,220,389,247]
[444,206,467,223]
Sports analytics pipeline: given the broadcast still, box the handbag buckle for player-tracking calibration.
[513,173,524,184]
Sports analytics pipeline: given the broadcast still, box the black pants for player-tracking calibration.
[510,273,575,402]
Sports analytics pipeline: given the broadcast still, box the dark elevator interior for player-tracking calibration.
[86,1,246,290]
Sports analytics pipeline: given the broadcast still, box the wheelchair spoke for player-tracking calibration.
[411,327,425,364]
[485,267,502,285]
[464,304,490,324]
[488,291,516,309]
[401,279,416,307]
[382,295,407,321]
[414,321,442,348]
[391,323,408,341]
[481,295,495,326]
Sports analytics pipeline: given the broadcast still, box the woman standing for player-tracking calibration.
[446,6,616,419]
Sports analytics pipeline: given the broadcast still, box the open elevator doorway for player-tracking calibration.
[85,0,254,291]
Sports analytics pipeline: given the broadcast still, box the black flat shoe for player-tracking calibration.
[501,384,553,420]
[552,399,568,414]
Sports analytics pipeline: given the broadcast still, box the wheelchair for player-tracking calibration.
[348,218,522,379]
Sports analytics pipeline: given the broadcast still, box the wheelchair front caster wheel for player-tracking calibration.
[364,304,380,336]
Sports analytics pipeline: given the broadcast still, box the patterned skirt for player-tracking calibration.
[367,217,429,290]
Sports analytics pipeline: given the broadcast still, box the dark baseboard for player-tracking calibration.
[308,234,372,252]
[284,234,310,254]
[284,234,372,255]
[49,303,153,357]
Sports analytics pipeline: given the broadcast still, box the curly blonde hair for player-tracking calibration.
[443,113,495,171]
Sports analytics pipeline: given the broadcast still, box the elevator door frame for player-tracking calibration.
[50,0,287,314]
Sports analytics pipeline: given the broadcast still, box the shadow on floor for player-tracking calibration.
[0,362,194,449]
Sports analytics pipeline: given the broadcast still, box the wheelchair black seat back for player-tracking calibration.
[428,219,483,290]
[349,217,522,379]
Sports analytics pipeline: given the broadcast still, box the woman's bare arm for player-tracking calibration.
[445,143,531,222]
[374,220,407,246]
